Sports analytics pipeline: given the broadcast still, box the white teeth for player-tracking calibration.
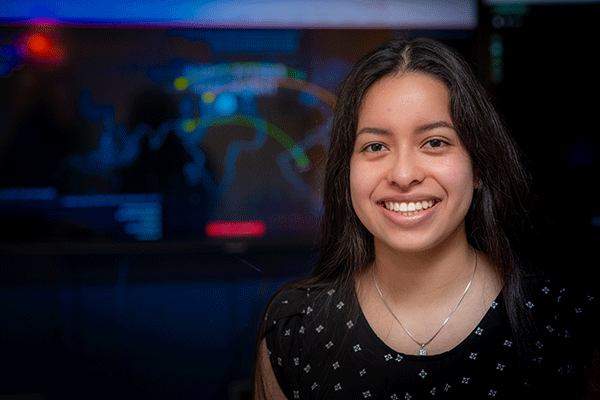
[384,200,436,215]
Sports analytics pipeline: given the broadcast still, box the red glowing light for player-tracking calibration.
[28,33,50,53]
[205,221,266,238]
[23,32,64,64]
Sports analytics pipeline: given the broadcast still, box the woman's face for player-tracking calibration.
[349,72,476,255]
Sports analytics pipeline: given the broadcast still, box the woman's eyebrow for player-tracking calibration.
[357,121,455,136]
[415,121,455,134]
[356,127,392,136]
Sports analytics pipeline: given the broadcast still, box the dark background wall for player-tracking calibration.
[482,3,600,277]
[1,246,317,400]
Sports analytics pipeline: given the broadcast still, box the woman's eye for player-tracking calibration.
[424,139,447,149]
[364,143,386,152]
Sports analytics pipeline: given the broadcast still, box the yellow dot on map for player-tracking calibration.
[201,92,216,104]
[174,77,189,91]
[182,118,197,132]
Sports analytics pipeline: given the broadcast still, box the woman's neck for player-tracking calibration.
[369,236,478,307]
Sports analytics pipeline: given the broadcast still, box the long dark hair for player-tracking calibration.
[254,37,538,396]
[315,36,537,354]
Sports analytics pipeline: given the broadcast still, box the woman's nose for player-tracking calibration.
[386,149,425,189]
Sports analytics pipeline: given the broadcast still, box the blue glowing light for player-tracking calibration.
[0,187,58,201]
[214,93,238,116]
[0,1,477,29]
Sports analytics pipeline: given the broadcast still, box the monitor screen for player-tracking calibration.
[0,27,474,247]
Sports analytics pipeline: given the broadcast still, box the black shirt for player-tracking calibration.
[261,278,597,399]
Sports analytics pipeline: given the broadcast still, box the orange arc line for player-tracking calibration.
[277,77,337,107]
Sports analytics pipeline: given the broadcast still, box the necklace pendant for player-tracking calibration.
[419,345,427,356]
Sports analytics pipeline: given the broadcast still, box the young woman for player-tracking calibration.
[253,37,598,399]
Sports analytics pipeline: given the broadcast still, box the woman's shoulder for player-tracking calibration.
[263,285,315,324]
[526,275,597,309]
[261,283,343,335]
[525,275,598,341]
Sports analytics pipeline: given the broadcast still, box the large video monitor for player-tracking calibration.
[0,26,475,248]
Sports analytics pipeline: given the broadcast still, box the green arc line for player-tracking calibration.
[185,115,311,169]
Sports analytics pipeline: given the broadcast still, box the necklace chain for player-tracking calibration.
[371,251,477,356]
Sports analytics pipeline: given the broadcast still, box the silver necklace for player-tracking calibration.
[371,251,477,356]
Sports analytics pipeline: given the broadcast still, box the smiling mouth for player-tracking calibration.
[383,200,437,216]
